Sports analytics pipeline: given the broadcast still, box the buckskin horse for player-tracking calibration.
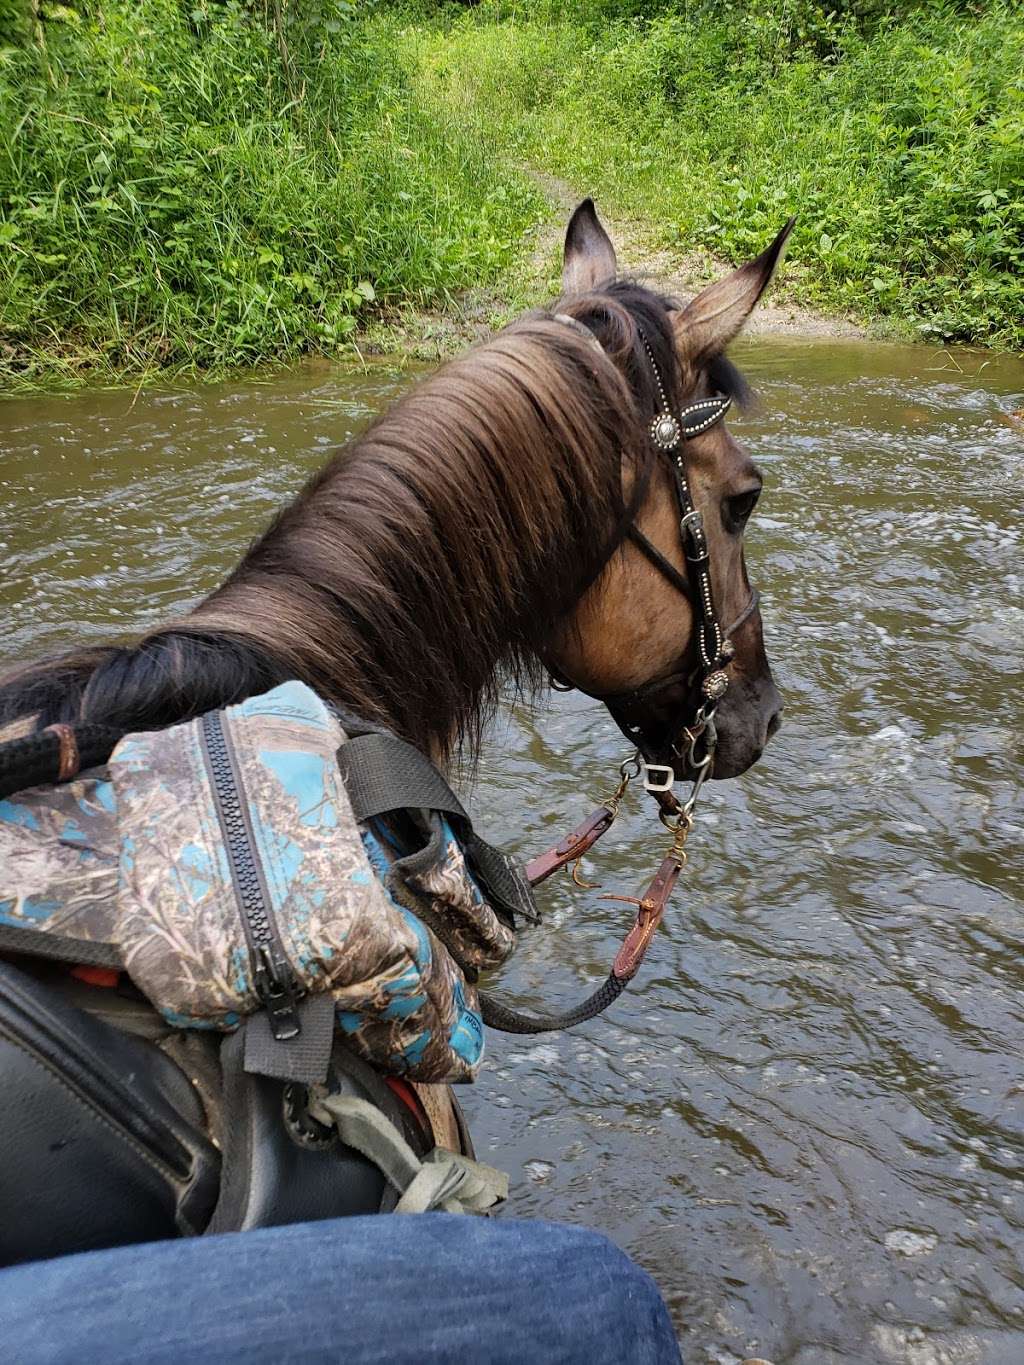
[0,201,790,1254]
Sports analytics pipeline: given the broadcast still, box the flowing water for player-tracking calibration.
[2,339,1023,1364]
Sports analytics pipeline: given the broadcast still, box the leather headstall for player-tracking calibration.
[547,316,752,773]
[501,312,763,1036]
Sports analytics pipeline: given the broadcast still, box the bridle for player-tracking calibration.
[481,314,764,1035]
[547,317,759,806]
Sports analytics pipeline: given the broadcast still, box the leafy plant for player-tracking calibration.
[0,0,542,384]
[409,0,1024,348]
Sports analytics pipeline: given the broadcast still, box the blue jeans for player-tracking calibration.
[0,1215,681,1364]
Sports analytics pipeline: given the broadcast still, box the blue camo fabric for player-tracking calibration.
[0,682,515,1083]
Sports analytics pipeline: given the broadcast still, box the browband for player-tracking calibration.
[553,313,731,436]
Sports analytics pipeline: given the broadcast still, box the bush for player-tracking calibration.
[410,0,1024,347]
[0,0,542,382]
[2,0,1020,381]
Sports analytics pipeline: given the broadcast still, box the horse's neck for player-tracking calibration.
[186,323,626,753]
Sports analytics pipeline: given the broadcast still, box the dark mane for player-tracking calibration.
[0,282,743,759]
[707,352,752,406]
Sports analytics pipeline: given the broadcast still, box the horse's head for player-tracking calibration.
[548,201,792,781]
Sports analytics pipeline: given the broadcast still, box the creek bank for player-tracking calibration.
[357,171,864,364]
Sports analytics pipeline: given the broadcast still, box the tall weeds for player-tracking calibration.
[411,0,1024,348]
[0,0,540,384]
[2,0,1021,385]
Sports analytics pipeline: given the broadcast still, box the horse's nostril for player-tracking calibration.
[767,710,783,740]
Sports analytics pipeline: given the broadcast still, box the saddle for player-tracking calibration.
[0,685,529,1265]
[0,952,481,1265]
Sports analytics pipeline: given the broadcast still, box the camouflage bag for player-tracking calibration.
[0,682,518,1085]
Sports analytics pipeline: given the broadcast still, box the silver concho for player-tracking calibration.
[702,670,730,701]
[649,413,681,450]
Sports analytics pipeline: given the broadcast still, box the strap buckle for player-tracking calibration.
[680,510,708,561]
[642,762,675,794]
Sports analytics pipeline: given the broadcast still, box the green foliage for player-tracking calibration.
[0,0,541,383]
[1,0,1020,383]
[410,0,1024,347]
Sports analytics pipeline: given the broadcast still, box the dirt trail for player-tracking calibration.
[358,169,863,362]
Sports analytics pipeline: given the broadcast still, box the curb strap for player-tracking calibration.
[595,589,758,761]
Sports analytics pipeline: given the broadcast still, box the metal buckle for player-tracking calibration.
[642,762,675,794]
[679,509,704,538]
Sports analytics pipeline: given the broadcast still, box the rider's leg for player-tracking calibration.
[0,1214,682,1365]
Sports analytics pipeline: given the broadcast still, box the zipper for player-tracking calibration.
[199,710,304,1042]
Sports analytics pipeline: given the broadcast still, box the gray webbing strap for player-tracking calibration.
[243,993,336,1084]
[0,923,122,969]
[336,733,539,926]
[337,732,469,825]
[307,1092,508,1215]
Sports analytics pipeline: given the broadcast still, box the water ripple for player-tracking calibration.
[3,341,1023,1362]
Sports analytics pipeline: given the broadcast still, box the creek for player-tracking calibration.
[3,337,1023,1364]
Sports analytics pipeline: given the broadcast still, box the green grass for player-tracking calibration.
[406,0,1024,349]
[2,0,1021,387]
[0,0,542,386]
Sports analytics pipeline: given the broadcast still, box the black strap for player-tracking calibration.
[463,838,541,928]
[479,973,626,1035]
[337,732,470,827]
[336,732,539,927]
[0,923,123,968]
[0,723,123,802]
[243,993,337,1085]
[628,526,694,601]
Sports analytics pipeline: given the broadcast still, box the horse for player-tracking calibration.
[1,200,785,779]
[0,200,789,1248]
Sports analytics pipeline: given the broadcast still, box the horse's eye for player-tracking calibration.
[724,488,761,532]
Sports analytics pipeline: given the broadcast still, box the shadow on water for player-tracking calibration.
[2,339,1023,1364]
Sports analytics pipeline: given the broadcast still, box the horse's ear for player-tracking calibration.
[674,219,795,365]
[562,199,618,294]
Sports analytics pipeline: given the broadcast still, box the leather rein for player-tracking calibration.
[483,318,757,1034]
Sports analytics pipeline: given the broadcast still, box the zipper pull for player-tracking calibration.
[254,946,304,1041]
